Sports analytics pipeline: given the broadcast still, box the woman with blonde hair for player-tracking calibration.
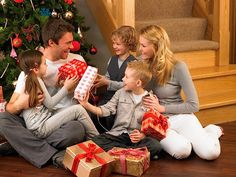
[139,25,223,160]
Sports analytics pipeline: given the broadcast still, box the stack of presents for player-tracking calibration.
[59,59,169,177]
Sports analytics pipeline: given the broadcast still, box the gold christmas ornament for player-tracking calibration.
[64,11,73,20]
[0,0,6,6]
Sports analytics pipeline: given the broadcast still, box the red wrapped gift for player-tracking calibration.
[63,140,114,177]
[58,59,87,80]
[141,109,169,140]
[108,147,150,177]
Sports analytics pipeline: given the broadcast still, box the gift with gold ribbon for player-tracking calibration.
[108,147,150,177]
[63,140,114,177]
[141,109,169,140]
[58,59,87,80]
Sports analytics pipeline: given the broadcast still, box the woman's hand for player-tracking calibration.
[94,74,109,88]
[129,129,146,143]
[143,95,165,113]
[64,76,79,93]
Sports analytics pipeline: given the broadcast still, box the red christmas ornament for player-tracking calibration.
[12,34,22,48]
[89,46,97,55]
[14,0,24,3]
[71,40,81,52]
[64,0,73,5]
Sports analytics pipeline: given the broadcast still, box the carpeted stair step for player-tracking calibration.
[171,40,219,53]
[135,0,194,20]
[136,17,207,41]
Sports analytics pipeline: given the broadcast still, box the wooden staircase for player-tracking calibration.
[86,0,236,126]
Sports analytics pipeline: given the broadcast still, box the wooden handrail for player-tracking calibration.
[212,0,230,65]
[103,0,135,27]
[193,0,230,66]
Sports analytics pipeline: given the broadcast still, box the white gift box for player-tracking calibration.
[0,86,6,112]
[0,101,6,112]
[74,66,98,100]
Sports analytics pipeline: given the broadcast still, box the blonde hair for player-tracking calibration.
[139,25,177,85]
[111,25,137,52]
[127,60,152,88]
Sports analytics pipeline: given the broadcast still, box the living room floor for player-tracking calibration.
[0,121,235,177]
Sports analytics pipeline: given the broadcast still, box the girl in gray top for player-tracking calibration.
[19,50,99,139]
[139,25,223,160]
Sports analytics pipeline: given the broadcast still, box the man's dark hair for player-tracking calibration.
[41,18,74,47]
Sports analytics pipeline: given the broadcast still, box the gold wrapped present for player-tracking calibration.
[63,140,114,177]
[108,147,150,177]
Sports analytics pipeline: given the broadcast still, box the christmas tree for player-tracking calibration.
[0,0,97,101]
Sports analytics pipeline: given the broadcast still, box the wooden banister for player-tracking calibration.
[212,0,230,66]
[193,0,230,66]
[86,0,135,52]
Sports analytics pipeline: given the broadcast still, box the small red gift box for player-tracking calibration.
[58,59,87,80]
[63,140,114,177]
[141,109,169,140]
[108,147,150,177]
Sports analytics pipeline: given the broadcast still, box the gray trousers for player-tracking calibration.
[33,105,99,139]
[0,111,85,168]
[92,133,162,159]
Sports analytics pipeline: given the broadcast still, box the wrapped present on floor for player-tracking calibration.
[141,109,169,140]
[58,59,87,80]
[74,66,98,100]
[0,86,6,112]
[108,147,150,177]
[63,140,114,177]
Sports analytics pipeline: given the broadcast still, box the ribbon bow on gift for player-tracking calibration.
[143,110,169,131]
[142,109,169,140]
[108,147,149,175]
[72,143,107,176]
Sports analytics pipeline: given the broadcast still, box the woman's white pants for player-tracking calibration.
[160,114,221,160]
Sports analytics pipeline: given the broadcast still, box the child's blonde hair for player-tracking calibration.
[127,60,152,87]
[112,25,137,52]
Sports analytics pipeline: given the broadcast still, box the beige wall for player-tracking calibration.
[76,0,111,74]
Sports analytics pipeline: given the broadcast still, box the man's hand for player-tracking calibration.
[6,92,29,114]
